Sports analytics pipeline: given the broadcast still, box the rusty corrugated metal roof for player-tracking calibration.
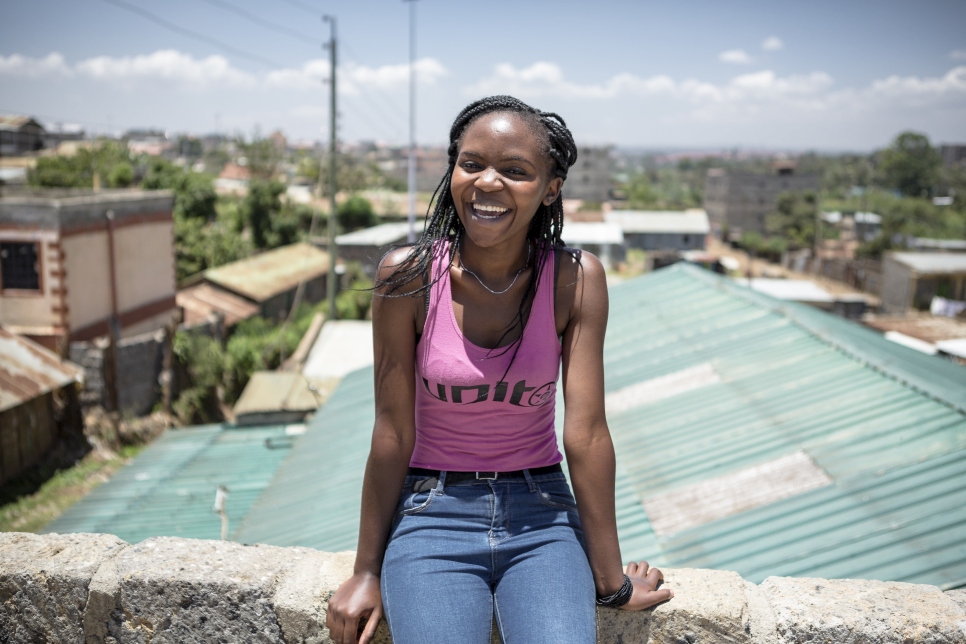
[0,327,83,412]
[177,282,260,328]
[232,371,322,419]
[203,243,330,303]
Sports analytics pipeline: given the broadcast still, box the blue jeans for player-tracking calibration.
[381,469,596,644]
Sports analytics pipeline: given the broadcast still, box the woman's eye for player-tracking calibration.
[461,161,482,171]
[504,167,526,176]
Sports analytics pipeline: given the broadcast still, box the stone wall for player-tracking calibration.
[1,532,964,644]
[69,329,165,416]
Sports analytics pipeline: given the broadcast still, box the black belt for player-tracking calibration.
[408,463,562,484]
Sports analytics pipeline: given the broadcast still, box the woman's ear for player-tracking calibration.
[543,177,563,206]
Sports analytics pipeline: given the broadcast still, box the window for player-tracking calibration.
[0,242,41,291]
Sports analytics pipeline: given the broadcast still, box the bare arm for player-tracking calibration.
[326,249,421,644]
[558,251,673,610]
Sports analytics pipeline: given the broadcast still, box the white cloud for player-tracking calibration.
[465,62,675,99]
[719,49,753,64]
[75,50,255,87]
[950,49,966,61]
[466,62,831,108]
[762,37,784,51]
[462,61,964,132]
[266,57,447,94]
[265,59,329,90]
[868,66,966,106]
[344,58,447,93]
[0,53,71,77]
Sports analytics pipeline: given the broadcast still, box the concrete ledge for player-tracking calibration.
[1,533,964,644]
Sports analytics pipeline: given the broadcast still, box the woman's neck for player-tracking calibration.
[457,236,531,282]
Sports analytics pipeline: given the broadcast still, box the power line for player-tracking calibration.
[196,0,318,45]
[100,0,284,68]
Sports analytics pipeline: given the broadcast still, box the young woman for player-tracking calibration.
[325,96,673,644]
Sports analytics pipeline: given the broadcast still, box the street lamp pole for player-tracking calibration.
[323,15,338,320]
[405,0,418,243]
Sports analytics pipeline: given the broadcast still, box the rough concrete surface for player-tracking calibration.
[104,536,296,643]
[0,532,127,644]
[596,567,753,644]
[760,576,966,644]
[2,533,965,643]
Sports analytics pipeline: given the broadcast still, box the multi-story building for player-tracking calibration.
[703,163,820,238]
[0,189,177,350]
[940,144,966,168]
[565,146,613,203]
[0,115,46,156]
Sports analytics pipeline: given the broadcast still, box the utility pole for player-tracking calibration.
[405,0,418,243]
[323,15,338,320]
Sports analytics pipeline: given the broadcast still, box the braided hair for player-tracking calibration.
[378,95,579,356]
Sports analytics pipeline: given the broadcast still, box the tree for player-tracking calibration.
[878,131,941,198]
[766,192,818,250]
[244,180,286,248]
[141,157,218,221]
[337,195,377,231]
[28,141,130,188]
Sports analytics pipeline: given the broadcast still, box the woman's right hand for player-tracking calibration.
[325,572,384,644]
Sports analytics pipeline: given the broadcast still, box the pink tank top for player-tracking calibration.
[411,240,563,471]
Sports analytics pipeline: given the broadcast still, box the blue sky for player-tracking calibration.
[1,0,965,150]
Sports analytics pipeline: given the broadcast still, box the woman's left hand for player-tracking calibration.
[620,560,674,611]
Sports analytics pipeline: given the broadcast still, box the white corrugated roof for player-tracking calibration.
[733,278,834,303]
[302,320,374,381]
[605,209,710,234]
[562,222,624,245]
[936,338,966,359]
[336,222,414,247]
[891,252,966,274]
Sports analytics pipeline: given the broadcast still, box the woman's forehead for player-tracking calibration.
[459,112,545,155]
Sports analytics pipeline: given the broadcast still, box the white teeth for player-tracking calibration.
[473,204,508,213]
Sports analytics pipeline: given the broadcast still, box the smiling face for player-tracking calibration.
[451,112,562,251]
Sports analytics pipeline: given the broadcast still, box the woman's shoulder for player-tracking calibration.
[376,245,429,297]
[552,245,606,291]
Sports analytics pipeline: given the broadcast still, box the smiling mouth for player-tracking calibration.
[470,203,510,220]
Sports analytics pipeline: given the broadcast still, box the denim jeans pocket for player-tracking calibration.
[536,479,579,512]
[399,480,438,515]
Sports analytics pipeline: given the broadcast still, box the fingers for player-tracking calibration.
[341,616,361,644]
[625,560,652,582]
[618,562,674,611]
[358,605,383,644]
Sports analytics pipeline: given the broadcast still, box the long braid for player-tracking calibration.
[378,95,579,359]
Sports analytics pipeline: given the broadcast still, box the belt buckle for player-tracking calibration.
[476,471,498,480]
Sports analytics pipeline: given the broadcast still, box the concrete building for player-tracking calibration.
[0,189,178,351]
[604,209,709,252]
[201,242,330,320]
[703,164,820,237]
[0,115,46,156]
[881,252,966,315]
[566,146,613,203]
[560,221,625,270]
[378,145,449,193]
[0,327,83,485]
[335,222,412,277]
[940,144,966,168]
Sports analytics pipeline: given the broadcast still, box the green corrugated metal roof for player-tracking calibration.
[236,264,966,589]
[234,370,374,550]
[43,423,296,543]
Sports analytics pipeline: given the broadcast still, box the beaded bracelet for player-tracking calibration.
[596,574,633,608]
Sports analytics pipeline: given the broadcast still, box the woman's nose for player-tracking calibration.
[475,167,503,190]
